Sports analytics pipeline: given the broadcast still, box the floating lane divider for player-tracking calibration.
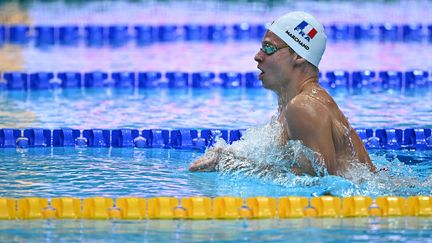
[0,128,431,150]
[0,128,231,150]
[0,70,431,91]
[1,23,432,46]
[0,196,431,220]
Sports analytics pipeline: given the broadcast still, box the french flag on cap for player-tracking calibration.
[295,21,317,40]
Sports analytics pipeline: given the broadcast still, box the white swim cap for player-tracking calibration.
[268,11,327,68]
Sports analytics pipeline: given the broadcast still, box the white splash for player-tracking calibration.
[209,116,326,185]
[205,116,432,197]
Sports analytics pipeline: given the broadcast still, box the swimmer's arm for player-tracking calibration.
[189,147,274,174]
[189,147,251,172]
[189,147,222,172]
[285,101,337,175]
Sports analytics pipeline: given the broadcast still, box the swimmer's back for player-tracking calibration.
[303,82,375,174]
[285,82,375,176]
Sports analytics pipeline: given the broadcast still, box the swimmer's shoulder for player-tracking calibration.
[289,90,331,115]
[298,84,340,112]
[286,94,331,126]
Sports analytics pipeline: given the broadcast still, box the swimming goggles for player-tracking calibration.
[260,42,289,55]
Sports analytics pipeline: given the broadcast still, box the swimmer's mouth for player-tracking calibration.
[257,66,264,78]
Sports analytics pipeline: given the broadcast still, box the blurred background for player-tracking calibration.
[1,0,432,72]
[1,0,431,129]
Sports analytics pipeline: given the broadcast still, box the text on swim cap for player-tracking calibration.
[285,30,309,50]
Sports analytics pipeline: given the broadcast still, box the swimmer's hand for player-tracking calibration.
[189,148,221,172]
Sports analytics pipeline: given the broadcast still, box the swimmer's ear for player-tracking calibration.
[293,54,307,65]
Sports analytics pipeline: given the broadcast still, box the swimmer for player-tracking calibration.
[189,11,376,177]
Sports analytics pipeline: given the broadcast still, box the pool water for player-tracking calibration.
[0,146,431,198]
[2,88,432,129]
[3,41,432,73]
[2,2,432,73]
[0,218,431,242]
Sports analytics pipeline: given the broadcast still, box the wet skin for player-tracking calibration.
[190,31,376,177]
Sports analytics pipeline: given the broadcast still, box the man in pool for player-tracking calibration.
[189,11,376,177]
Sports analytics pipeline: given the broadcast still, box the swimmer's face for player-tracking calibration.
[254,31,295,91]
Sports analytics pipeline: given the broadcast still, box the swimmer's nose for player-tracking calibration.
[254,50,264,63]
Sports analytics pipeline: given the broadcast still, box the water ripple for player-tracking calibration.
[0,142,431,198]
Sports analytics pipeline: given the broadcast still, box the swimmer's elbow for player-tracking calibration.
[361,153,376,172]
[367,159,377,173]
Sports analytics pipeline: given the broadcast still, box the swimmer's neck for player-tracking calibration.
[277,74,318,110]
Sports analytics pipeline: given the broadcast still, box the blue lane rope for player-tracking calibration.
[0,70,430,90]
[0,128,431,150]
[0,23,431,46]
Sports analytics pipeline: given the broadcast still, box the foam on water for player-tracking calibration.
[209,116,432,197]
[212,115,323,176]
